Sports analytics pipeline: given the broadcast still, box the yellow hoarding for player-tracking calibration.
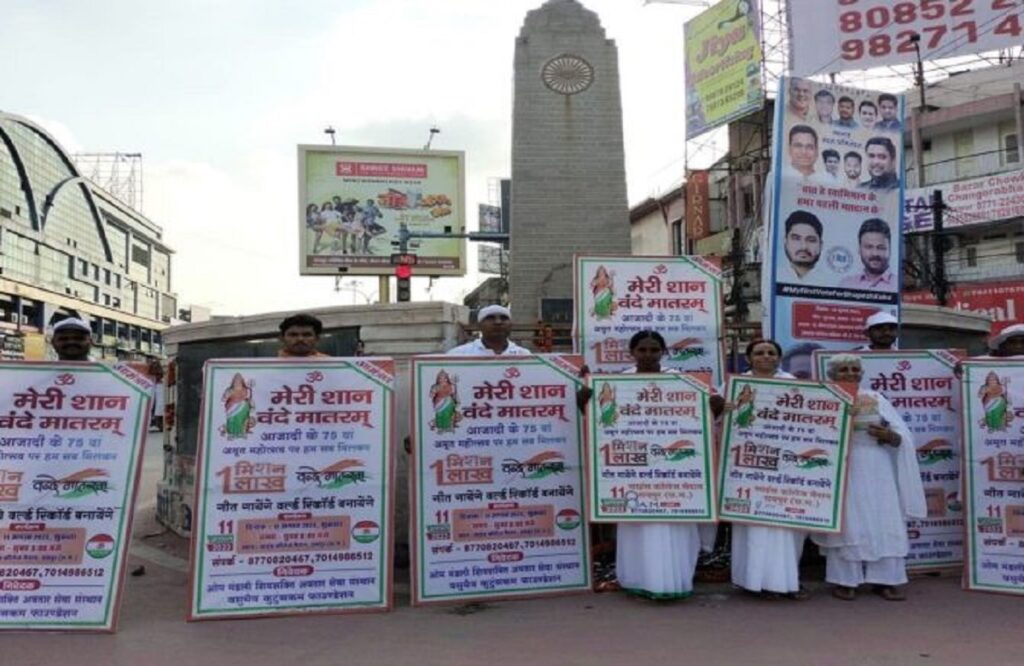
[298,145,466,276]
[685,0,764,138]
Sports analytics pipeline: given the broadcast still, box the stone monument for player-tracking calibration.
[510,0,630,321]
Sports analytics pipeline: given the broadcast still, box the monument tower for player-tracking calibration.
[510,0,630,320]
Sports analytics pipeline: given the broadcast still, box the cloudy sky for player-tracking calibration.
[1,0,710,315]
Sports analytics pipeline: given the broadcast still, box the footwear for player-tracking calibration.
[785,586,810,601]
[876,585,906,601]
[832,586,856,601]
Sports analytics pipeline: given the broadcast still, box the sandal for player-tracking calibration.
[832,586,856,601]
[876,585,906,601]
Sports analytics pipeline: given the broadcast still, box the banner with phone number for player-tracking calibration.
[787,0,1024,76]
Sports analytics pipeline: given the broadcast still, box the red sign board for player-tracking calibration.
[903,281,1024,335]
[686,170,710,241]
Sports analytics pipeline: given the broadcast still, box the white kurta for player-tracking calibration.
[813,389,926,586]
[615,367,702,598]
[729,370,807,594]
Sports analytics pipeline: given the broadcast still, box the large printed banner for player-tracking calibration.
[684,0,764,138]
[299,145,466,276]
[585,373,716,523]
[814,350,964,571]
[189,359,395,620]
[718,376,853,532]
[574,256,725,385]
[0,362,153,632]
[787,0,1024,75]
[904,168,1024,233]
[961,359,1024,596]
[765,77,904,356]
[411,356,590,605]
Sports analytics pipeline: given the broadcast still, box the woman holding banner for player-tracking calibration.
[614,329,704,600]
[815,354,925,601]
[717,339,809,600]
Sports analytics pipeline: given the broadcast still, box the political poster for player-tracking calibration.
[684,0,765,137]
[574,256,725,386]
[717,375,854,532]
[585,373,716,523]
[299,145,466,276]
[189,359,395,620]
[410,355,590,605]
[0,362,153,632]
[814,350,964,571]
[960,359,1024,596]
[787,0,1024,76]
[765,77,904,359]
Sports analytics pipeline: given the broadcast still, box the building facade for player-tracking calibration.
[903,64,1024,333]
[0,111,174,359]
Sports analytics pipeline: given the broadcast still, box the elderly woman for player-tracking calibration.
[814,354,926,601]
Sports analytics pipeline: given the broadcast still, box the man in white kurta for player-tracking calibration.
[446,305,531,356]
[814,360,926,600]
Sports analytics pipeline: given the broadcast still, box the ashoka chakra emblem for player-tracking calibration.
[541,55,594,95]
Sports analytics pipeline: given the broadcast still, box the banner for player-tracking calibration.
[961,359,1024,596]
[410,355,590,605]
[189,359,394,620]
[0,362,153,632]
[904,281,1024,336]
[574,255,725,385]
[478,203,502,234]
[717,375,853,532]
[787,0,1024,76]
[686,170,711,242]
[585,373,716,523]
[813,350,964,571]
[765,77,904,354]
[905,168,1024,232]
[299,145,466,276]
[684,0,764,137]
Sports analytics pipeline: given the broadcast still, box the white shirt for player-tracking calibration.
[446,338,532,356]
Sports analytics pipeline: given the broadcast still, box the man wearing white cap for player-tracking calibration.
[855,311,898,351]
[447,305,531,356]
[986,323,1024,358]
[50,318,93,361]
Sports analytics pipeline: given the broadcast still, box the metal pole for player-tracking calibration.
[930,189,948,307]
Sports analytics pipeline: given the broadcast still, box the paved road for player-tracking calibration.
[4,433,1020,665]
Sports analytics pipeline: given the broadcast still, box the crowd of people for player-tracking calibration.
[305,197,386,255]
[43,307,1024,604]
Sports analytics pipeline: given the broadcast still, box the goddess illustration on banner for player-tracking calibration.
[221,373,254,438]
[590,266,617,319]
[430,370,461,433]
[978,371,1012,432]
[598,382,617,427]
[735,384,756,427]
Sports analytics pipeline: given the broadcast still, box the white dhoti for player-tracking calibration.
[731,525,805,593]
[813,389,926,588]
[616,523,700,599]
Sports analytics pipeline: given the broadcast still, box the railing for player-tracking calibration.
[905,149,1020,189]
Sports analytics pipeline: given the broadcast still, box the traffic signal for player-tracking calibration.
[395,264,412,302]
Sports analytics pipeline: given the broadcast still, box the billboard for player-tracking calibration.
[787,0,1024,75]
[764,77,905,355]
[904,168,1024,232]
[684,0,764,138]
[299,145,466,276]
[478,203,502,233]
[477,244,507,275]
[686,170,711,241]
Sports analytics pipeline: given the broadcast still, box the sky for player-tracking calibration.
[0,0,709,316]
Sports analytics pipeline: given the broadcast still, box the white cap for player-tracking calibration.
[478,304,511,321]
[865,311,898,330]
[988,323,1024,351]
[52,317,91,333]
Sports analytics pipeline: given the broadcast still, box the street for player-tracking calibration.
[2,432,1020,666]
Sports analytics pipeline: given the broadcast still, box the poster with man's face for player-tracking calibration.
[766,77,904,355]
